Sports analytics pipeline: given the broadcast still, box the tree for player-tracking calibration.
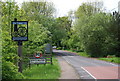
[21,1,56,36]
[73,2,112,57]
[105,12,120,57]
[21,1,55,20]
[1,1,25,79]
[52,16,72,48]
[23,21,51,55]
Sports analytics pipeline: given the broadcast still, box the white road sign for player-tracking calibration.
[30,58,46,64]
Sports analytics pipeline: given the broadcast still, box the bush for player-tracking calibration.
[107,55,116,58]
[99,57,120,64]
[2,60,25,79]
[57,47,62,50]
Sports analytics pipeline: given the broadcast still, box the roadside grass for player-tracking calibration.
[65,49,90,57]
[64,49,73,53]
[65,49,120,64]
[22,57,60,79]
[77,52,90,57]
[98,57,120,64]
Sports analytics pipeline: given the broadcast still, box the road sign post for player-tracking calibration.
[18,42,22,73]
[45,43,52,54]
[44,43,53,65]
[11,18,28,73]
[29,52,46,67]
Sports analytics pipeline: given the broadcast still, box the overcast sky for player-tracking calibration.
[4,0,120,17]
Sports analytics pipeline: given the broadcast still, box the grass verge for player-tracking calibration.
[77,52,90,57]
[65,49,120,64]
[98,57,120,64]
[22,57,60,79]
[65,49,90,57]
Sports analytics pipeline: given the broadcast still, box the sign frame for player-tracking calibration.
[11,21,28,41]
[29,57,46,64]
[44,43,52,54]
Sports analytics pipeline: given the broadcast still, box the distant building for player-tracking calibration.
[118,1,120,13]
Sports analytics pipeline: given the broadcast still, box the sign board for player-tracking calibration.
[45,43,52,54]
[29,57,46,64]
[12,37,28,41]
[11,21,28,41]
[12,21,28,24]
[34,53,42,58]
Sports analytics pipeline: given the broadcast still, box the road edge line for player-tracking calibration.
[62,57,81,79]
[81,67,97,80]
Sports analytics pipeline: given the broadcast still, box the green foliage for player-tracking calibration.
[81,13,110,57]
[1,1,23,79]
[107,55,116,58]
[21,1,55,20]
[99,57,120,64]
[2,60,24,79]
[75,3,95,17]
[3,53,19,64]
[1,0,56,79]
[66,2,120,57]
[105,12,120,57]
[23,21,51,55]
[57,47,62,50]
[78,52,90,57]
[53,16,72,47]
[23,57,60,79]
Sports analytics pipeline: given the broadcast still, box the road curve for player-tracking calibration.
[53,49,120,81]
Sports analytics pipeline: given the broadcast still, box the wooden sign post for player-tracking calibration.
[11,18,28,73]
[44,43,53,65]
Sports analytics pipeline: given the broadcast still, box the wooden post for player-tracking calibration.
[14,18,22,73]
[18,41,22,73]
[12,18,29,73]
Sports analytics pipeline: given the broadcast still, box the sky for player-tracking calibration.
[5,0,120,17]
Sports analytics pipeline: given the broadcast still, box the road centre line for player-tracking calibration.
[81,67,97,80]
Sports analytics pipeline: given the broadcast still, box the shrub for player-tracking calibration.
[2,60,25,79]
[57,47,62,50]
[107,55,116,58]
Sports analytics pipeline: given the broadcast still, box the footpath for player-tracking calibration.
[56,56,80,79]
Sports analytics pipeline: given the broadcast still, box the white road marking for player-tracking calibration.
[66,60,70,64]
[81,67,97,80]
[109,63,118,66]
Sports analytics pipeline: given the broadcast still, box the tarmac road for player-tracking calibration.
[53,49,120,81]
